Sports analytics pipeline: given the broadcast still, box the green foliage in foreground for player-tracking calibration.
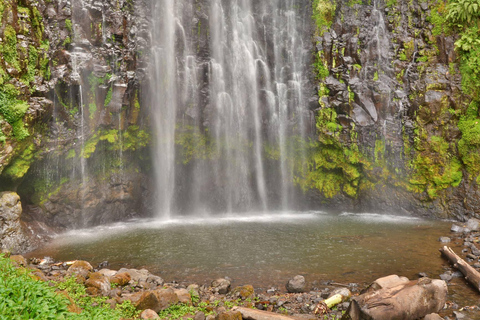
[0,255,139,320]
[0,254,70,319]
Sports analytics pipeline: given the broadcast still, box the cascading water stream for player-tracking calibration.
[150,0,313,217]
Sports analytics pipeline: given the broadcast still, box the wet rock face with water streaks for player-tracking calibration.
[311,0,478,220]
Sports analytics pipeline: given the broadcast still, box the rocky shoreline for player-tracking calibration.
[2,243,476,320]
[3,215,480,319]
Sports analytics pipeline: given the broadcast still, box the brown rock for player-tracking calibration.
[86,287,101,296]
[174,288,191,305]
[9,255,27,267]
[110,271,131,286]
[85,272,110,295]
[231,285,255,300]
[140,309,160,319]
[66,260,93,279]
[424,314,443,320]
[217,311,242,320]
[30,268,48,282]
[134,288,179,312]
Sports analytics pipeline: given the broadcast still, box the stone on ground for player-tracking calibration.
[342,275,447,320]
[140,309,160,319]
[212,278,231,294]
[286,275,306,293]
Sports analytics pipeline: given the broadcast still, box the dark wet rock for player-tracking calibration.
[212,278,231,294]
[286,275,306,293]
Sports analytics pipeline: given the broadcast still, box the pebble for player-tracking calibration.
[451,224,465,233]
[439,236,451,243]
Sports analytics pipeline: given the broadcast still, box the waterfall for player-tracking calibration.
[150,0,313,216]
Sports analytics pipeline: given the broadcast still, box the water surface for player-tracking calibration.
[27,211,452,290]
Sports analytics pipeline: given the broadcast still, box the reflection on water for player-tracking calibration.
[27,211,452,288]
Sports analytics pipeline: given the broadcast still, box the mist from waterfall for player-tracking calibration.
[150,0,314,217]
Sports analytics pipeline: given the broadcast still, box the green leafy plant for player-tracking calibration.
[0,254,70,319]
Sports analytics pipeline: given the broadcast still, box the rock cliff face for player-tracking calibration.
[0,0,479,245]
[0,0,153,230]
[307,0,480,220]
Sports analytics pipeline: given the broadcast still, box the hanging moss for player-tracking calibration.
[408,135,463,198]
[3,144,36,179]
[458,101,480,180]
[0,84,30,140]
[1,25,20,71]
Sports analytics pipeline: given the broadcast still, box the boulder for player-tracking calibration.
[174,288,191,305]
[9,255,27,267]
[118,267,150,283]
[212,278,231,294]
[466,218,480,231]
[286,275,306,293]
[438,237,451,243]
[217,311,242,320]
[451,224,465,233]
[134,288,179,312]
[110,272,131,286]
[85,272,110,296]
[66,260,93,279]
[0,192,26,252]
[140,309,160,319]
[194,311,206,320]
[231,285,255,300]
[342,275,447,320]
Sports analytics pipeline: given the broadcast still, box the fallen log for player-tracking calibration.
[440,245,480,292]
[232,306,296,320]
